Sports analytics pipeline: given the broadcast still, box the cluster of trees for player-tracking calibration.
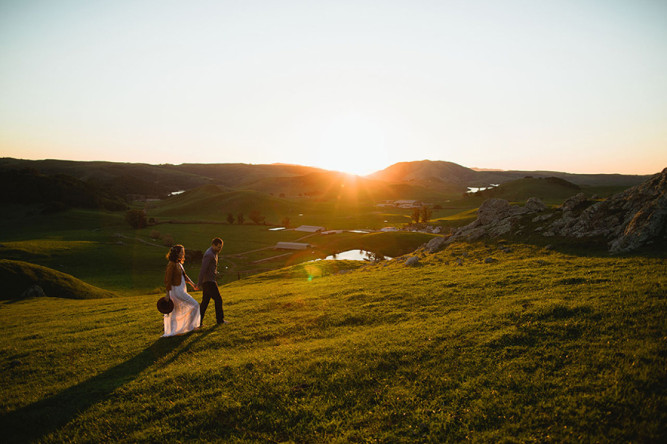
[411,206,433,223]
[226,211,267,225]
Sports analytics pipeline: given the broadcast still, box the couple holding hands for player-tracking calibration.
[161,237,227,337]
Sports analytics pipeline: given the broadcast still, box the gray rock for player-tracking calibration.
[484,257,498,264]
[525,197,547,212]
[405,256,420,266]
[532,213,554,222]
[456,257,463,266]
[561,193,589,214]
[425,236,447,253]
[477,199,513,225]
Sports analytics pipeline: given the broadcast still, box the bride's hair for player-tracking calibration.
[166,244,185,262]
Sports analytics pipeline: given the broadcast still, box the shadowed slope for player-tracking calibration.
[0,259,117,300]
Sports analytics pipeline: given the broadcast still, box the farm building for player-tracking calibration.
[380,227,400,232]
[275,242,311,250]
[395,200,423,208]
[295,225,326,232]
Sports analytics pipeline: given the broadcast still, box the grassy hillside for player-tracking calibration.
[148,182,460,230]
[1,241,665,442]
[472,176,581,202]
[0,259,117,300]
[150,185,300,222]
[0,158,209,198]
[0,168,127,211]
[165,163,328,188]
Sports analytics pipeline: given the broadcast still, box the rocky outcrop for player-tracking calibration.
[425,236,447,253]
[445,168,667,254]
[447,197,547,243]
[545,168,667,253]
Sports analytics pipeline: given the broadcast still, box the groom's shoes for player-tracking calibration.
[218,320,229,325]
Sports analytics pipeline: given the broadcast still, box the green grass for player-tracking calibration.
[1,242,665,442]
[471,177,581,202]
[146,184,472,231]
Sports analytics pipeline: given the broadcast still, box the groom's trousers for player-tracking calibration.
[200,282,224,324]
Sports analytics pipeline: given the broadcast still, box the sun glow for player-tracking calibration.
[313,113,391,176]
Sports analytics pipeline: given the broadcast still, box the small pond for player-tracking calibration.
[322,249,391,261]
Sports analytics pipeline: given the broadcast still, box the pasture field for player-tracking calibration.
[1,242,665,442]
[0,203,458,293]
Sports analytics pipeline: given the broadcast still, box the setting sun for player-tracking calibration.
[311,112,391,176]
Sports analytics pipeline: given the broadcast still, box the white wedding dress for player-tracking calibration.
[162,265,201,337]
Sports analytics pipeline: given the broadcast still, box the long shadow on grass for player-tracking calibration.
[1,327,216,443]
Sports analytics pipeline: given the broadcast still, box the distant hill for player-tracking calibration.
[0,259,117,300]
[0,158,210,199]
[368,160,651,189]
[475,170,650,188]
[471,177,581,201]
[165,163,328,188]
[369,160,476,192]
[0,168,127,212]
[0,158,653,202]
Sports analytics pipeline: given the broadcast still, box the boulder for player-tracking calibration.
[525,197,547,212]
[477,199,513,225]
[561,193,590,214]
[425,236,447,253]
[405,256,420,266]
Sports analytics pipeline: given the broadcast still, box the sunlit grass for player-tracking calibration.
[1,241,665,442]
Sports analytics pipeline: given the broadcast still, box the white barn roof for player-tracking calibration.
[295,225,326,232]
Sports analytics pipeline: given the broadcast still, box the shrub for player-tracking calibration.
[150,230,161,240]
[125,209,147,229]
[249,210,265,225]
[162,234,174,247]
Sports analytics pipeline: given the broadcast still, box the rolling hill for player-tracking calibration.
[368,160,476,192]
[0,168,127,211]
[2,158,653,203]
[151,185,298,221]
[471,176,582,201]
[370,160,653,189]
[0,259,117,300]
[0,158,210,199]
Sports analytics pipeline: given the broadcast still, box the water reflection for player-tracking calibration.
[324,249,390,261]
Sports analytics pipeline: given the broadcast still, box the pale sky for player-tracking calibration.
[1,0,666,175]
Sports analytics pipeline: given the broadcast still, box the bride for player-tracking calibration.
[162,244,201,337]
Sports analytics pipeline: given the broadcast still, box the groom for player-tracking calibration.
[198,237,226,326]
